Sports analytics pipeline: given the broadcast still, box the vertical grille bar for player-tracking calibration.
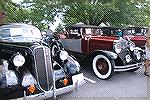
[33,46,53,91]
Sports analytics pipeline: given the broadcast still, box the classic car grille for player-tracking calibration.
[33,46,53,91]
[118,49,132,64]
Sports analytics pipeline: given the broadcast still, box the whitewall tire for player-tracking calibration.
[92,54,114,80]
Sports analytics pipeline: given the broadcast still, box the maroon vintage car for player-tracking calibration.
[59,23,145,80]
[122,26,148,49]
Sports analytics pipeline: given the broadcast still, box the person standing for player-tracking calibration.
[144,27,150,77]
[46,26,53,36]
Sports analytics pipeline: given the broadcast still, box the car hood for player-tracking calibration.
[89,35,118,41]
[124,36,146,47]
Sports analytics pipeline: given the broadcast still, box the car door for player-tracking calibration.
[60,29,83,53]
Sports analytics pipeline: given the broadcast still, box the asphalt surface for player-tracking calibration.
[49,60,150,100]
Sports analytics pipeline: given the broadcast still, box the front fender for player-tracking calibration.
[0,60,19,88]
[21,70,37,87]
[65,56,81,74]
[93,50,118,59]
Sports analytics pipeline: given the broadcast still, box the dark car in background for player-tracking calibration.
[0,23,85,99]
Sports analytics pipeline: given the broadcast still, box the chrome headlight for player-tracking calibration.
[13,53,25,67]
[114,42,122,53]
[125,54,132,63]
[59,50,69,60]
[128,41,135,51]
[133,49,141,60]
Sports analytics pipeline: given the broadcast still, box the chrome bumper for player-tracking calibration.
[11,73,85,100]
[114,62,144,71]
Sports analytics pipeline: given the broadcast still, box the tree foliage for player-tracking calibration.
[2,0,59,30]
[55,23,64,33]
[1,0,150,31]
[61,0,150,27]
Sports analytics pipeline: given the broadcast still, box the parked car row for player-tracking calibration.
[0,23,85,100]
[0,23,148,99]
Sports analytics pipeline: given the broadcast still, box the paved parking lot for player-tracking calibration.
[55,60,150,100]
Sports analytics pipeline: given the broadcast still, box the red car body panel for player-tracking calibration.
[89,36,117,52]
[123,35,147,48]
[130,36,146,47]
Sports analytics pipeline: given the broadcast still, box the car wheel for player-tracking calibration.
[92,54,114,80]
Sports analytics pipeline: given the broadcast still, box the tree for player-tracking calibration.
[59,0,149,27]
[2,0,150,31]
[55,23,64,34]
[2,0,60,30]
[0,0,12,25]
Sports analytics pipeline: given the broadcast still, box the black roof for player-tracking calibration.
[0,23,38,29]
[66,23,100,29]
[124,26,148,30]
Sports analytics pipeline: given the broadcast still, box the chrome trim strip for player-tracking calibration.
[114,62,144,71]
[114,66,140,72]
[114,62,144,69]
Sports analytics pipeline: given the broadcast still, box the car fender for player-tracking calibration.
[92,50,118,60]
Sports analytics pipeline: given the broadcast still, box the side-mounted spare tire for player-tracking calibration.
[92,53,115,80]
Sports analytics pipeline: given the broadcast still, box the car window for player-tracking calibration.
[92,28,100,35]
[70,29,79,34]
[0,29,2,38]
[0,29,11,38]
[85,28,92,34]
[10,28,23,37]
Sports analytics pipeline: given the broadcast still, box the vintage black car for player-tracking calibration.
[0,23,85,99]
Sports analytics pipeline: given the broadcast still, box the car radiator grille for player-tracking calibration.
[118,49,132,64]
[33,46,53,91]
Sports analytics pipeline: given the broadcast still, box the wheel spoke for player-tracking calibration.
[96,58,109,75]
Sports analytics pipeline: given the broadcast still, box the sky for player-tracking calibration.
[49,17,62,31]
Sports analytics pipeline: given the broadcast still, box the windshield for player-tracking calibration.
[123,29,146,36]
[0,27,42,42]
